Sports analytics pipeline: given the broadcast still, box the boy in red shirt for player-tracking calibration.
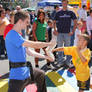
[3,12,14,39]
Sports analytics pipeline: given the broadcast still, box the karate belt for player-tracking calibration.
[9,61,34,82]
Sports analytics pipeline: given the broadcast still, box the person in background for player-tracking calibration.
[74,21,82,46]
[38,8,44,12]
[53,0,77,67]
[3,12,14,39]
[32,11,52,68]
[51,5,59,20]
[0,4,3,10]
[47,20,57,63]
[78,5,87,32]
[53,34,91,92]
[46,10,51,19]
[87,9,92,51]
[86,9,92,90]
[0,9,9,59]
[30,10,36,25]
[47,20,53,42]
[16,5,21,12]
[5,8,11,21]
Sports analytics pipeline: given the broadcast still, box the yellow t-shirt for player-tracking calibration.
[64,46,91,82]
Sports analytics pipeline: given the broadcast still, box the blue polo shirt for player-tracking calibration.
[54,10,77,33]
[5,30,30,80]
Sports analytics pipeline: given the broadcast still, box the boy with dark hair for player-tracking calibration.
[5,11,52,92]
[53,34,91,92]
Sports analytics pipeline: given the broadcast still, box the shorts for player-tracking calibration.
[77,78,90,91]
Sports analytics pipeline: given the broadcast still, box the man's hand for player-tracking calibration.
[69,31,74,36]
[53,30,58,36]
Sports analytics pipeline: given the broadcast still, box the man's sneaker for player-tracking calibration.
[46,64,54,69]
[54,61,58,65]
[0,55,5,59]
[66,63,74,68]
[0,55,5,58]
[56,63,64,68]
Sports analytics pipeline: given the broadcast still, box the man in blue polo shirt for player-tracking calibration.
[53,0,77,67]
[5,11,52,92]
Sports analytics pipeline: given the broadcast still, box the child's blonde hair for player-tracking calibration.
[79,34,90,44]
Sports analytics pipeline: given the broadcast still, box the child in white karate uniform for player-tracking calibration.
[74,21,83,46]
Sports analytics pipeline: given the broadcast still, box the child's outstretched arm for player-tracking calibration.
[53,47,64,52]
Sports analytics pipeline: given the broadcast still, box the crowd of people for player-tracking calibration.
[0,0,92,92]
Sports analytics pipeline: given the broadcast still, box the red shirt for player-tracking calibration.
[3,24,14,39]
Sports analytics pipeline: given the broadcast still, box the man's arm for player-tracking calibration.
[23,40,51,49]
[72,19,77,33]
[69,19,77,36]
[86,18,91,36]
[53,20,58,35]
[32,22,38,41]
[0,20,5,26]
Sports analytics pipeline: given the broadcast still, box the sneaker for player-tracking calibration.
[67,63,74,68]
[53,61,58,65]
[0,55,5,59]
[46,64,54,69]
[65,60,74,68]
[56,63,64,68]
[0,55,5,58]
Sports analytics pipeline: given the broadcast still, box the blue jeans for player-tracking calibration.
[0,36,6,55]
[57,33,71,65]
[70,26,75,46]
[89,52,92,68]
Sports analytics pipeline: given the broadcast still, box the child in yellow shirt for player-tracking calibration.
[53,34,91,92]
